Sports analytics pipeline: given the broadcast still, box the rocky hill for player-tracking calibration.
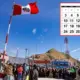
[32,48,80,65]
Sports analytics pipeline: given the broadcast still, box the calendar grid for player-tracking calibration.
[60,3,80,36]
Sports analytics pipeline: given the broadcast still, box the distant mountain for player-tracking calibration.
[32,48,80,65]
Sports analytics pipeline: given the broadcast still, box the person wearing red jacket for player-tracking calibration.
[17,64,23,80]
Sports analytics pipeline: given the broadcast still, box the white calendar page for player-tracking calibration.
[60,3,80,36]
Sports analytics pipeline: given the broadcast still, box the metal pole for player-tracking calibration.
[2,1,15,62]
[25,49,28,64]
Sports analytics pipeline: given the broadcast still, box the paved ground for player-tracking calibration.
[38,78,64,80]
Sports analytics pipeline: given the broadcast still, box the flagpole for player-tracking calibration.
[25,48,28,64]
[2,1,15,62]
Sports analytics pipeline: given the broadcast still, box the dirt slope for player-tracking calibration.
[33,48,78,64]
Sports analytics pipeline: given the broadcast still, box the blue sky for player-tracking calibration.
[0,0,80,59]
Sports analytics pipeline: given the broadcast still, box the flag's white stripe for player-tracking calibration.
[4,43,7,51]
[8,24,11,34]
[22,4,31,14]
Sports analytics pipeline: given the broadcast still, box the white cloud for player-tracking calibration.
[70,48,80,53]
[32,28,37,34]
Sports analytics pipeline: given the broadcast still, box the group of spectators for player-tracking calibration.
[0,63,38,80]
[38,67,77,80]
[0,62,80,80]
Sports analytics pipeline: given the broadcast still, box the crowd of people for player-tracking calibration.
[0,63,39,80]
[38,67,77,80]
[0,62,80,80]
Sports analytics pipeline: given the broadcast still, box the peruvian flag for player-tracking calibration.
[13,2,39,15]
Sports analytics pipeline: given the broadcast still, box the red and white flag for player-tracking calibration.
[13,2,39,15]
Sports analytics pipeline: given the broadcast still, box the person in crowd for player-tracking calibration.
[13,63,17,80]
[52,68,56,78]
[44,68,47,77]
[38,68,42,77]
[64,68,70,80]
[29,66,33,80]
[3,63,14,80]
[17,64,23,80]
[76,67,80,80]
[23,63,26,80]
[46,69,50,77]
[62,68,66,79]
[55,69,59,78]
[33,64,38,80]
[42,68,45,77]
[49,69,53,78]
[38,68,44,77]
[25,65,29,76]
[69,67,76,80]
[59,69,63,79]
[67,67,76,80]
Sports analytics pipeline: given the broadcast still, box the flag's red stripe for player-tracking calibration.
[29,2,39,14]
[13,4,22,15]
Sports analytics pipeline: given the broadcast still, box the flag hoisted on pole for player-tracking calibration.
[2,1,39,62]
[13,2,39,15]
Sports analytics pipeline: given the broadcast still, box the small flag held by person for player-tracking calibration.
[13,2,39,15]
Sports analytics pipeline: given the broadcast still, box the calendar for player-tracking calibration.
[60,3,80,36]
